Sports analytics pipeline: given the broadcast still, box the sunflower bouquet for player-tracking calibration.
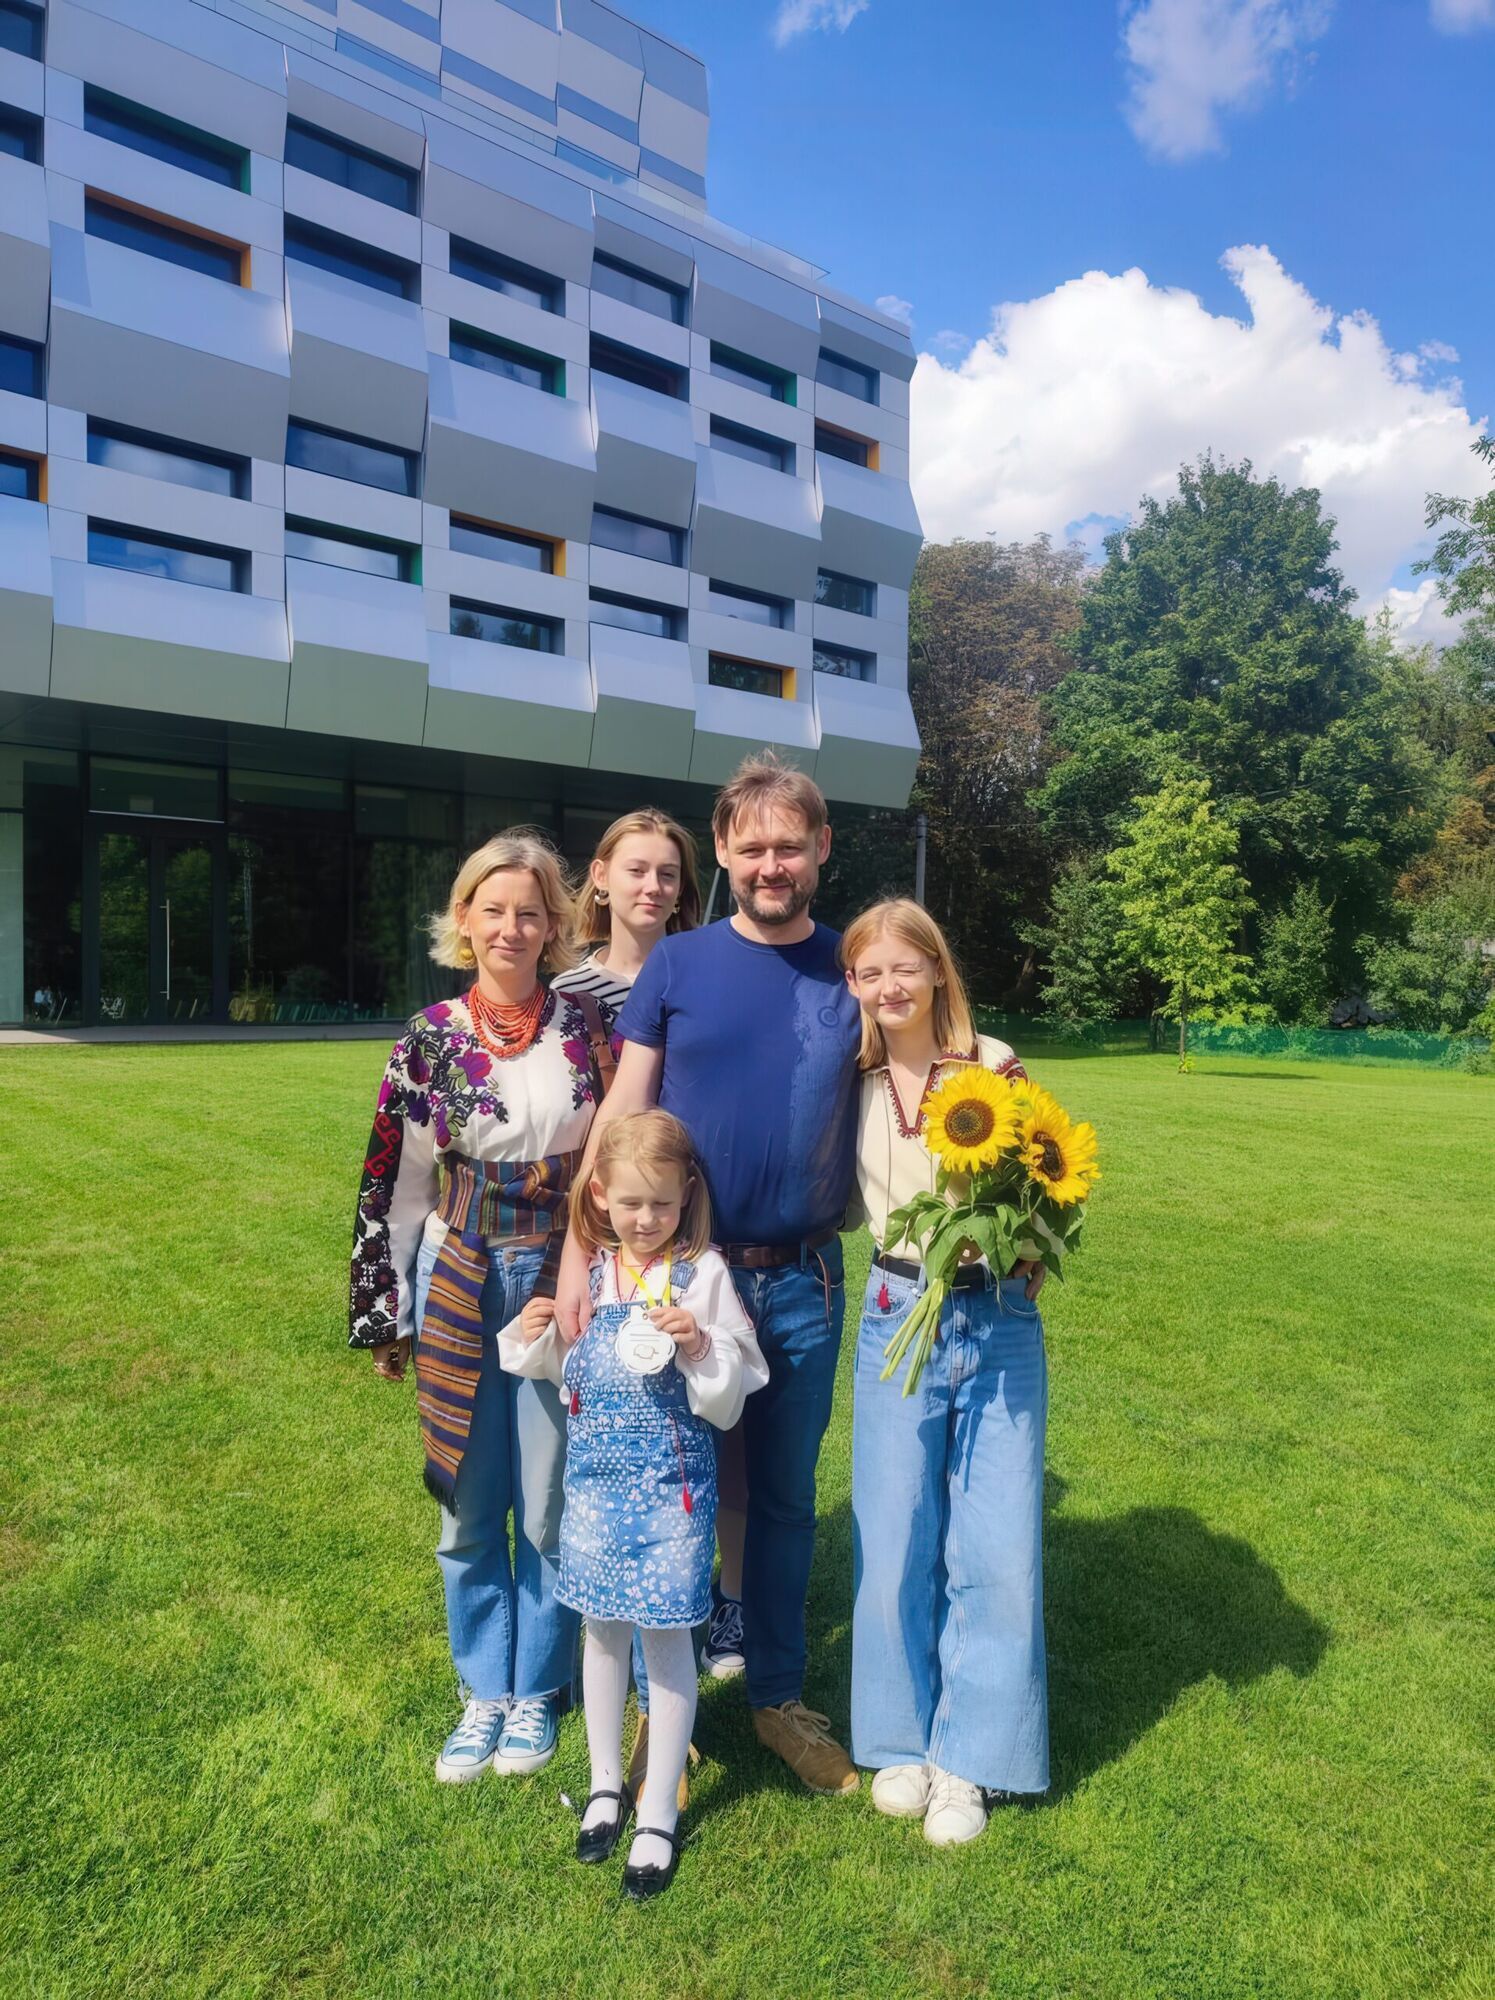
[879,1068,1099,1396]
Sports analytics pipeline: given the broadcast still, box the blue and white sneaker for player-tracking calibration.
[700,1593,745,1680]
[435,1696,508,1784]
[495,1693,559,1774]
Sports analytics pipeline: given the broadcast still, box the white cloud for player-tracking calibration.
[1369,580,1467,649]
[1121,0,1334,160]
[876,293,914,326]
[909,246,1486,633]
[1429,0,1494,30]
[771,0,869,48]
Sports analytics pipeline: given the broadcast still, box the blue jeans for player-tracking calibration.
[851,1264,1049,1794]
[413,1240,579,1704]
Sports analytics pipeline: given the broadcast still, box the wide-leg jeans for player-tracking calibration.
[414,1239,578,1704]
[851,1263,1049,1794]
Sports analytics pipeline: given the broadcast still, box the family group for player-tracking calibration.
[348,753,1049,1899]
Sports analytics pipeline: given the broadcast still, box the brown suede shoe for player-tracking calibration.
[752,1702,859,1795]
[626,1712,698,1814]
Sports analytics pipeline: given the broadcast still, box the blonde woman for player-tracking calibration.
[348,831,614,1785]
[841,899,1048,1846]
[552,806,702,1018]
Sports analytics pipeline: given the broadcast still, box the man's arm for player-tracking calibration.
[554,1039,665,1341]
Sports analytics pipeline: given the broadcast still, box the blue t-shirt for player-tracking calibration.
[616,919,861,1247]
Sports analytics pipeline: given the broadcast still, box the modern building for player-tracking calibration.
[0,0,922,1028]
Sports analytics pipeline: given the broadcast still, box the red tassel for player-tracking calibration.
[682,1485,693,1514]
[878,1281,891,1312]
[569,1389,581,1415]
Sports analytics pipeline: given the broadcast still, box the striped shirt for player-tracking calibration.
[551,952,632,1025]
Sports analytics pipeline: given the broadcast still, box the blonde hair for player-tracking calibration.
[574,808,703,944]
[711,749,827,847]
[570,1110,713,1261]
[840,898,977,1072]
[428,830,579,975]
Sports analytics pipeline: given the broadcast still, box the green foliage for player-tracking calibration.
[1415,434,1495,618]
[1040,457,1440,978]
[1259,883,1336,1025]
[1361,894,1494,1032]
[1107,774,1256,1060]
[1024,858,1144,1025]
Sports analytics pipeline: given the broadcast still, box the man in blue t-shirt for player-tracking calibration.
[555,753,862,1797]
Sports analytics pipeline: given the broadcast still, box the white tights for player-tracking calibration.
[581,1618,696,1871]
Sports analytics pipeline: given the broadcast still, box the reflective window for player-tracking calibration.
[813,642,876,682]
[451,324,561,394]
[710,344,792,403]
[88,421,248,499]
[709,580,790,628]
[286,419,418,497]
[285,118,418,214]
[816,349,878,404]
[18,748,82,1026]
[451,599,562,651]
[0,1,44,61]
[590,336,686,400]
[816,569,876,616]
[592,253,687,325]
[0,332,42,398]
[286,519,415,581]
[90,757,221,819]
[353,833,458,1020]
[815,423,871,468]
[88,520,247,592]
[0,103,41,162]
[711,418,793,474]
[284,219,418,300]
[84,87,246,188]
[590,506,683,566]
[449,518,555,572]
[709,656,782,698]
[449,238,561,313]
[85,196,244,285]
[589,590,681,641]
[0,448,39,500]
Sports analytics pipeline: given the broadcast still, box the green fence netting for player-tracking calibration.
[974,1009,1491,1071]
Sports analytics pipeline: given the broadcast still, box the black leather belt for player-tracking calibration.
[873,1250,991,1291]
[723,1224,839,1270]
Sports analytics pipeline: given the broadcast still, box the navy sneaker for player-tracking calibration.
[700,1593,745,1680]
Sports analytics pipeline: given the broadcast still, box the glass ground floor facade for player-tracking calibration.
[2,700,914,1029]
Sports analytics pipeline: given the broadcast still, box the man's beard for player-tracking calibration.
[737,879,814,926]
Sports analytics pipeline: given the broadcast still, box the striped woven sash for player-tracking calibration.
[415,1150,579,1508]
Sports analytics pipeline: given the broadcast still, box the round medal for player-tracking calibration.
[615,1307,674,1375]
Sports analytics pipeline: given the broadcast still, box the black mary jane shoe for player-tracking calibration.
[621,1825,685,1902]
[575,1786,633,1865]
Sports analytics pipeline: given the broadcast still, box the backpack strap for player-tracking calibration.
[571,990,618,1102]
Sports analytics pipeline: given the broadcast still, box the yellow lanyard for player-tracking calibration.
[619,1253,672,1311]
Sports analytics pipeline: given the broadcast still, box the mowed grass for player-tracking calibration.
[0,1043,1490,2000]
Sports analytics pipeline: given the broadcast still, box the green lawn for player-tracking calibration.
[1,1043,1490,2000]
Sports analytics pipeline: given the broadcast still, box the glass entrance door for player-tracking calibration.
[92,824,225,1024]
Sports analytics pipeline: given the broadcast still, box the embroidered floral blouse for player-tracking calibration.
[348,990,605,1349]
[848,1033,1026,1251]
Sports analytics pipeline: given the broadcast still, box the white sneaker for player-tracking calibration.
[923,1766,988,1846]
[871,1762,932,1818]
[435,1696,508,1783]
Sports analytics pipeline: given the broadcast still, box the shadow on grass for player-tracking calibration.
[688,1476,1328,1817]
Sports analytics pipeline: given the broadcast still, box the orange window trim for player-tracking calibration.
[85,187,252,287]
[450,512,566,576]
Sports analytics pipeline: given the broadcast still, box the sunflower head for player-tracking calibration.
[1017,1085,1100,1207]
[922,1065,1021,1173]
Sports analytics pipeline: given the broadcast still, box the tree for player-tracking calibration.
[1415,435,1495,619]
[908,536,1087,1002]
[1107,774,1256,1066]
[1360,896,1493,1033]
[1259,883,1336,1025]
[1039,457,1440,981]
[1023,860,1143,1026]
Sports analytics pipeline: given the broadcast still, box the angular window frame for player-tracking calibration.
[85,192,246,286]
[284,117,419,215]
[0,1,45,63]
[708,654,784,699]
[285,417,419,498]
[589,589,683,642]
[710,417,794,475]
[284,217,419,301]
[87,420,250,500]
[83,86,248,190]
[87,518,248,593]
[285,517,418,583]
[448,237,562,314]
[709,343,794,405]
[450,324,564,395]
[0,102,42,164]
[815,568,877,617]
[0,446,40,501]
[816,348,879,405]
[590,335,687,401]
[450,598,563,652]
[814,422,872,469]
[709,579,791,629]
[591,252,688,326]
[0,331,44,399]
[590,506,684,567]
[449,516,557,573]
[813,641,876,683]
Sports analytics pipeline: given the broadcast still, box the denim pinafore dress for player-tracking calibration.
[555,1257,718,1629]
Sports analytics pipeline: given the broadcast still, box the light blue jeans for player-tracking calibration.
[413,1239,578,1704]
[851,1263,1049,1794]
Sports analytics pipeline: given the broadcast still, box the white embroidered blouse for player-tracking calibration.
[500,1247,770,1431]
[348,989,607,1348]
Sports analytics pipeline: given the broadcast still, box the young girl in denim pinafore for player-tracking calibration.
[841,899,1049,1848]
[502,1110,766,1898]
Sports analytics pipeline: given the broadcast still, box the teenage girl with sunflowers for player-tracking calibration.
[840,899,1051,1846]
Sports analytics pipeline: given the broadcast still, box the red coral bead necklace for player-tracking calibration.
[467,979,548,1060]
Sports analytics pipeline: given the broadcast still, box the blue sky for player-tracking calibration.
[633,0,1495,640]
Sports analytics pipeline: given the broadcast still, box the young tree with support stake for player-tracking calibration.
[1107,774,1256,1068]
